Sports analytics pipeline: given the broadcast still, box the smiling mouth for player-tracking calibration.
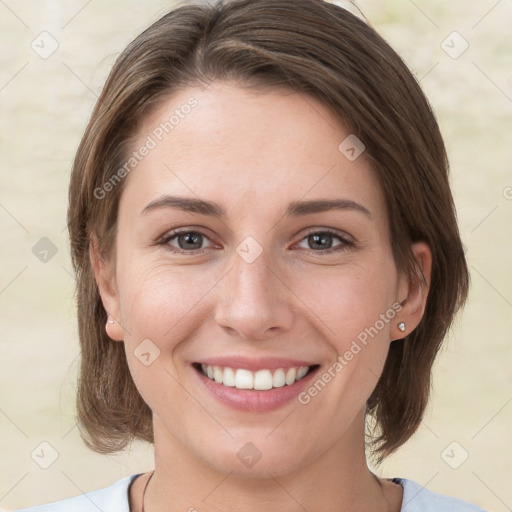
[193,363,319,391]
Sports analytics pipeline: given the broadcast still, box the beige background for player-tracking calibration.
[0,0,511,510]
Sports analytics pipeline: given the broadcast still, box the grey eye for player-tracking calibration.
[307,233,335,250]
[175,232,204,250]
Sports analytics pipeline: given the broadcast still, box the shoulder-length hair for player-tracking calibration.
[68,0,469,462]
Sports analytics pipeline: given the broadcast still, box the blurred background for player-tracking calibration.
[0,0,511,510]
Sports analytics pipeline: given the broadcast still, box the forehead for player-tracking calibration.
[122,81,386,221]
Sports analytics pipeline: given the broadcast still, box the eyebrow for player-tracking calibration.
[141,196,372,219]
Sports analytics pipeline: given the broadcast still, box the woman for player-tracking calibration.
[16,0,487,510]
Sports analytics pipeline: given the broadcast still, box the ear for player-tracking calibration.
[89,234,124,342]
[393,241,432,340]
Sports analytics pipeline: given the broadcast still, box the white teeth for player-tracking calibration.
[254,369,273,390]
[272,368,286,388]
[296,366,309,380]
[285,368,297,385]
[235,369,254,389]
[223,367,236,387]
[213,366,223,384]
[199,364,312,390]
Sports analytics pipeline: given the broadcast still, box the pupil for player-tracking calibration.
[310,233,332,250]
[179,232,202,250]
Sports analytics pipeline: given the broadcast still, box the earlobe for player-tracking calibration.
[105,315,124,341]
[394,242,432,339]
[89,235,124,342]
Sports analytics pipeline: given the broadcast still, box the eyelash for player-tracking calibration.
[158,228,354,256]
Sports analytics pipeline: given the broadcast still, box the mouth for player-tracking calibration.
[193,362,319,391]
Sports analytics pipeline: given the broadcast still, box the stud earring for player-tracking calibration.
[108,317,115,324]
[398,321,406,332]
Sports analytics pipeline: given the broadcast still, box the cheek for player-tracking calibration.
[292,256,398,398]
[292,267,397,422]
[114,259,219,413]
[117,260,215,343]
[293,256,398,345]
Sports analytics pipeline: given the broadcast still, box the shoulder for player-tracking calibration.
[13,474,139,512]
[395,477,488,512]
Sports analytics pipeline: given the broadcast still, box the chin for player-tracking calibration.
[195,436,311,479]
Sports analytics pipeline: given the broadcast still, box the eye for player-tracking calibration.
[159,229,215,254]
[295,230,353,254]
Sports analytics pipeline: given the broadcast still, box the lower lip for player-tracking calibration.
[193,365,320,412]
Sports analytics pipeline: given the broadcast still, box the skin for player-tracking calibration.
[92,81,431,512]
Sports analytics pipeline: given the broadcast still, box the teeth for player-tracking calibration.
[285,368,297,385]
[213,366,223,383]
[223,367,236,387]
[273,368,286,388]
[254,369,273,390]
[199,364,311,390]
[297,366,309,380]
[235,369,254,389]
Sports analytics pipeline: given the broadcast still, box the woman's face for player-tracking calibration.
[96,81,427,477]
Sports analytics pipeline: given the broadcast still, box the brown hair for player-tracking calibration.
[68,0,470,461]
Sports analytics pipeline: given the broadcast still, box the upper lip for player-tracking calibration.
[195,356,318,372]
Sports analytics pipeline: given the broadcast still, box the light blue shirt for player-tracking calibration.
[13,474,488,511]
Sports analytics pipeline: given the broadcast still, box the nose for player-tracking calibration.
[214,250,294,341]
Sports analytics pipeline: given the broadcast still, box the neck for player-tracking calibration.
[138,411,401,512]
